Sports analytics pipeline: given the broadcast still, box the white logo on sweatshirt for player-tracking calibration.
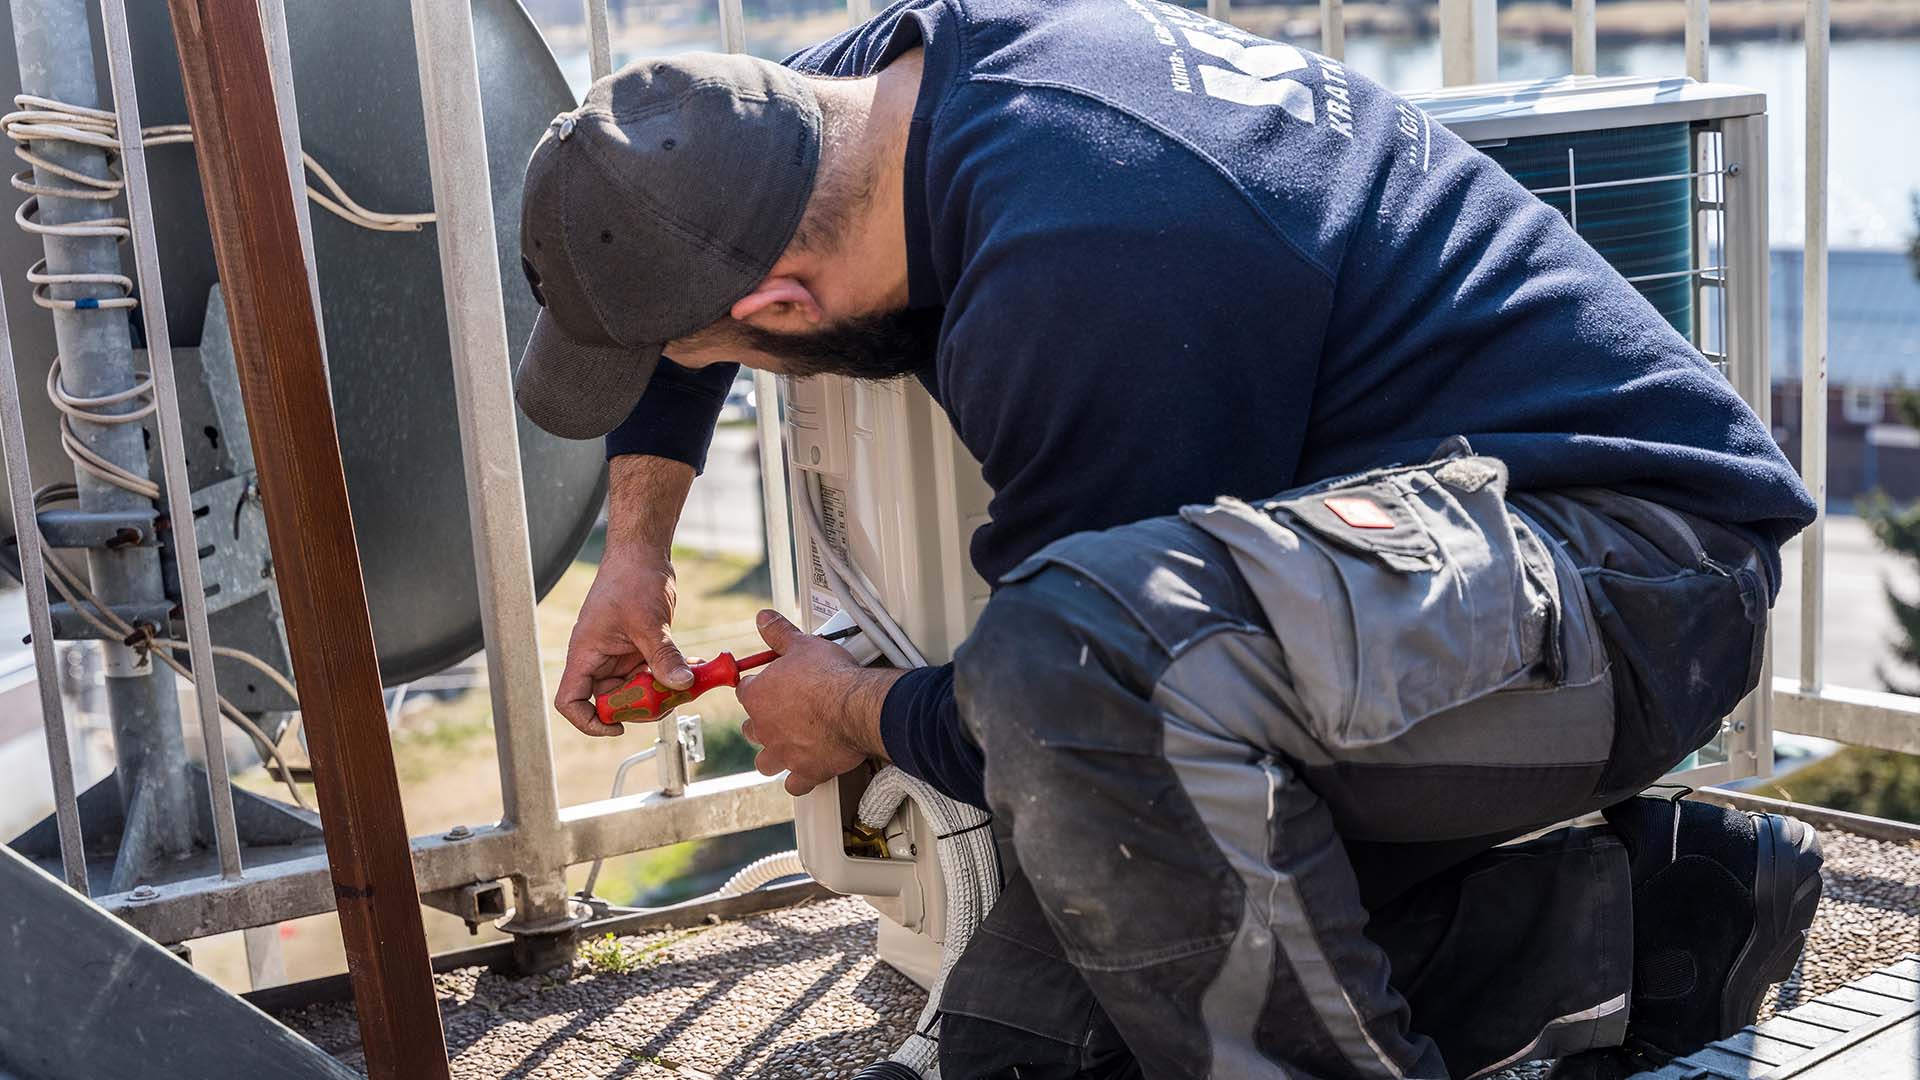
[1180,29,1316,124]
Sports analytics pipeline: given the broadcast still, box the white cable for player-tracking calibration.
[717,849,809,897]
[30,504,310,810]
[801,471,927,667]
[0,94,411,814]
[1,96,434,235]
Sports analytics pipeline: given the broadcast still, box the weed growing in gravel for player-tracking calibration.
[579,933,638,975]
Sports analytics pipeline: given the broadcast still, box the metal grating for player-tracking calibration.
[1634,954,1920,1079]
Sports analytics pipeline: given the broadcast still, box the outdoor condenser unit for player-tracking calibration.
[784,74,1777,985]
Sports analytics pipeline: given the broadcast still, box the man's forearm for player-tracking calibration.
[606,454,696,560]
[839,664,907,760]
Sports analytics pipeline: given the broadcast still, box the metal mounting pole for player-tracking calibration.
[10,0,194,888]
[98,0,242,881]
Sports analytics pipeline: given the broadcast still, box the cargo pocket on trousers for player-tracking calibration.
[1183,456,1556,749]
[1585,558,1767,801]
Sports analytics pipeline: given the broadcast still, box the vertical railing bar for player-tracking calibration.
[1798,0,1828,692]
[1321,0,1345,60]
[99,0,241,878]
[1567,148,1579,231]
[256,0,327,344]
[584,0,612,82]
[407,0,572,930]
[714,2,799,619]
[1572,0,1596,75]
[1685,0,1709,80]
[717,0,746,55]
[845,0,872,25]
[0,274,86,895]
[1719,111,1771,775]
[1207,0,1231,23]
[753,377,797,621]
[1439,0,1497,86]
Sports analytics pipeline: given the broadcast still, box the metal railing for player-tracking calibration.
[6,0,1879,1005]
[4,0,793,975]
[1426,0,1878,771]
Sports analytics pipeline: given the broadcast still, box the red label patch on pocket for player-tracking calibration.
[1324,496,1395,529]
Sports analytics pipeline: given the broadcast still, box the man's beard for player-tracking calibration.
[736,307,943,381]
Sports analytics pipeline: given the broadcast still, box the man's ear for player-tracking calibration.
[731,276,823,328]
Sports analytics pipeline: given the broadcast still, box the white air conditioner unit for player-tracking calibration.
[784,74,1775,986]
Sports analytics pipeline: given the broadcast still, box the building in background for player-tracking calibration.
[1772,247,1920,506]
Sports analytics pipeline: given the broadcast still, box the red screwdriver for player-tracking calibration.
[594,624,861,726]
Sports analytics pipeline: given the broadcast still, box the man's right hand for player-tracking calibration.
[556,454,699,736]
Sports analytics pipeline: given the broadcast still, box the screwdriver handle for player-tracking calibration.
[591,624,864,727]
[595,652,742,726]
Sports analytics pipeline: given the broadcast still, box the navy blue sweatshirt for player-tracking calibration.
[608,0,1816,808]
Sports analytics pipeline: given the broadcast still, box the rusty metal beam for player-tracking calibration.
[158,2,450,1076]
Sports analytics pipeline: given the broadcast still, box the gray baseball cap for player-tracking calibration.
[515,54,822,440]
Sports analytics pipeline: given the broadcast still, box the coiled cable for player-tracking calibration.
[0,93,431,811]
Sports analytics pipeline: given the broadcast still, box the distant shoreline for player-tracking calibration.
[540,2,1920,59]
[1236,0,1920,45]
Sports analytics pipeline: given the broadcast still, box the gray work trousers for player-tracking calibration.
[939,446,1772,1079]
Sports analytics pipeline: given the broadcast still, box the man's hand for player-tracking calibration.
[555,455,697,737]
[737,610,905,797]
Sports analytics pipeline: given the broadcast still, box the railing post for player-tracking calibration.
[1721,113,1774,778]
[408,0,586,972]
[1572,0,1596,75]
[718,0,746,55]
[161,1,450,1074]
[1439,0,1498,86]
[1798,0,1829,693]
[583,0,613,81]
[257,0,327,332]
[1686,0,1711,80]
[1321,0,1345,60]
[0,233,85,895]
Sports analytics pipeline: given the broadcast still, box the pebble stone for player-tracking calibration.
[279,826,1920,1078]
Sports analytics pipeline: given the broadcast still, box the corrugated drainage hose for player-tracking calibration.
[716,849,809,897]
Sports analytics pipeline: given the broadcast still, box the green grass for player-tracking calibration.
[1752,746,1920,825]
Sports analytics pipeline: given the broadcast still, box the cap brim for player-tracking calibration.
[515,309,661,440]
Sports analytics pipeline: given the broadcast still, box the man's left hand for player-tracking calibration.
[736,610,905,796]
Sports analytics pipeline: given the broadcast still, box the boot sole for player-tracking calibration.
[1720,813,1824,1033]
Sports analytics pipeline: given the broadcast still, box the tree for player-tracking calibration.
[1863,478,1920,696]
[1910,191,1920,283]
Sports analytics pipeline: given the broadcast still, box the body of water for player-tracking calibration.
[551,30,1919,252]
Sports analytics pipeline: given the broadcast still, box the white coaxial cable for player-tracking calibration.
[0,92,432,809]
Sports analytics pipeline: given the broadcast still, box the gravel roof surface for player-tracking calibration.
[280,825,1920,1079]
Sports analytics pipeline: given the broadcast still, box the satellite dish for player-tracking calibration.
[0,0,606,685]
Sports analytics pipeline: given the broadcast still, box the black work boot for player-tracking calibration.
[1550,795,1824,1080]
